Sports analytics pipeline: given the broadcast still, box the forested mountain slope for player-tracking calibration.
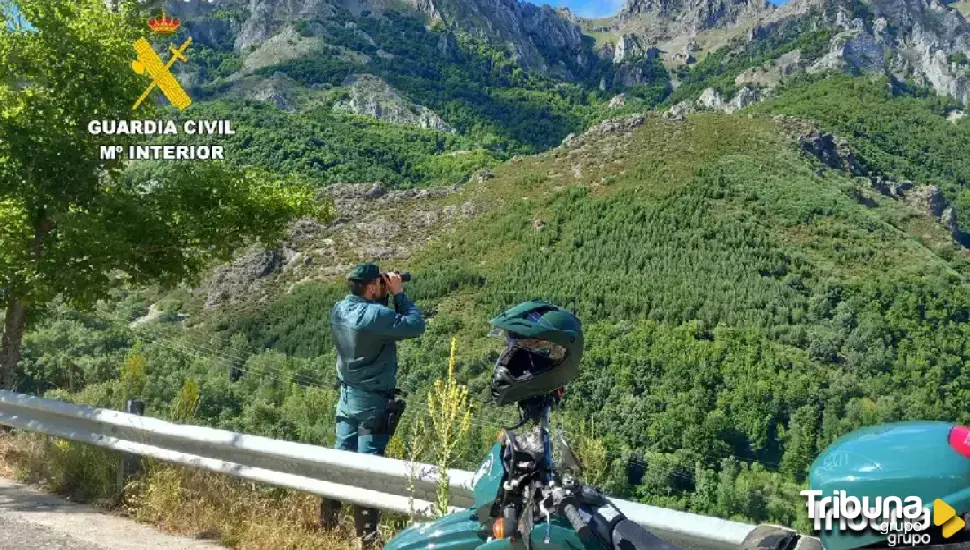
[23,75,970,528]
[8,0,970,535]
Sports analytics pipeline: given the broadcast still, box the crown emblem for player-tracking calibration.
[148,11,181,35]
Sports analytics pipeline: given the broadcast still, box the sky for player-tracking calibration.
[1,2,28,31]
[543,0,627,18]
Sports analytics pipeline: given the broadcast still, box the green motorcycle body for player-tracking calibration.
[384,510,490,550]
[385,443,608,550]
[808,421,970,550]
[386,512,600,550]
[472,442,506,513]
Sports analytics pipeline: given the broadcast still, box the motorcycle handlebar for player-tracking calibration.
[611,518,682,550]
[583,499,684,550]
[563,503,591,539]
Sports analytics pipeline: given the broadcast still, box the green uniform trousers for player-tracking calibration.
[334,385,390,456]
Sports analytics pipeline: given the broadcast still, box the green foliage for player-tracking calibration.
[173,377,200,422]
[228,283,345,357]
[162,100,499,189]
[689,458,808,528]
[192,46,243,83]
[121,350,148,402]
[948,52,969,66]
[253,55,359,89]
[624,57,673,107]
[0,0,149,308]
[753,75,970,228]
[18,304,134,395]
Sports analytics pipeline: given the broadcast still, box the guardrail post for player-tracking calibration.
[626,456,646,486]
[117,399,145,500]
[319,497,341,530]
[741,525,818,550]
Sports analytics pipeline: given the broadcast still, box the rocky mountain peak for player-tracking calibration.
[178,0,599,81]
[776,0,970,103]
[333,74,454,132]
[419,0,596,78]
[618,0,773,36]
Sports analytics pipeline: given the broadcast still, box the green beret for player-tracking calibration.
[347,263,381,282]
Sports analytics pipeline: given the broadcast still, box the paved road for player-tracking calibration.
[0,477,220,549]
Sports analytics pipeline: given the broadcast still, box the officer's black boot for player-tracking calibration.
[353,505,381,550]
[319,498,341,530]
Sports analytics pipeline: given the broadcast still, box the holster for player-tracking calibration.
[355,391,406,438]
[382,395,406,438]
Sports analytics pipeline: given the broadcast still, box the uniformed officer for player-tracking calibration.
[321,263,426,548]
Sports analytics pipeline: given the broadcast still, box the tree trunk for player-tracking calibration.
[1,298,27,390]
[0,212,52,390]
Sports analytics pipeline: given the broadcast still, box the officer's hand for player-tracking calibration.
[384,272,404,295]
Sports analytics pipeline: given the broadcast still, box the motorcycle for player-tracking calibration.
[384,390,681,550]
[808,421,970,550]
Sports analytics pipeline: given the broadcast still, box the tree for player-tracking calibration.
[0,0,332,388]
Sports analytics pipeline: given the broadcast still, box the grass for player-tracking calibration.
[1,431,119,504]
[0,432,368,549]
[586,29,622,50]
[126,464,363,549]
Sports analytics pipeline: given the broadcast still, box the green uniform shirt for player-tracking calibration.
[331,292,426,394]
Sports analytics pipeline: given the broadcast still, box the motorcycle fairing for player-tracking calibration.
[476,517,605,550]
[382,511,488,550]
[474,442,506,520]
[809,421,970,550]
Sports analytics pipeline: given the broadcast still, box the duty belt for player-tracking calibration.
[335,379,405,399]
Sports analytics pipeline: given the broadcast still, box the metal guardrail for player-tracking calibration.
[0,390,764,549]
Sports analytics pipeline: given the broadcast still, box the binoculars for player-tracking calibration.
[382,271,412,282]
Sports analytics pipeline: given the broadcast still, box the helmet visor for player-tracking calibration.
[508,337,567,361]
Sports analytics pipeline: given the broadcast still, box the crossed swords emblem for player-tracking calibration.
[131,36,193,111]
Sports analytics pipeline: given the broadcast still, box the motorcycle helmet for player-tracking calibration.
[489,301,584,405]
